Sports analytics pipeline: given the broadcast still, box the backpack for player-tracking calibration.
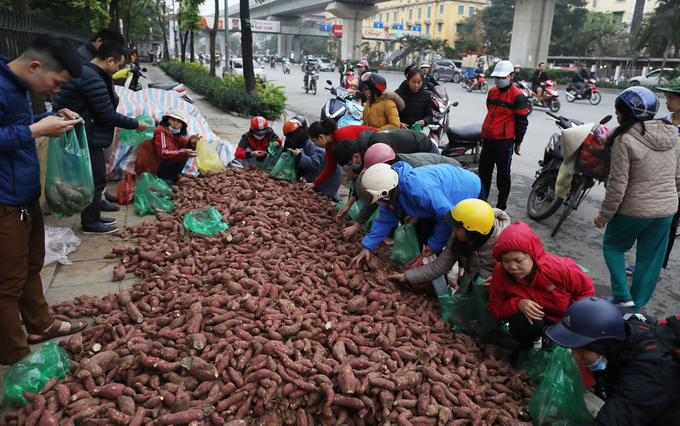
[624,313,680,361]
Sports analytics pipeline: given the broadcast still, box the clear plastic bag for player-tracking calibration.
[270,149,297,181]
[183,207,229,236]
[516,347,554,382]
[196,137,226,175]
[391,224,420,268]
[43,226,81,266]
[118,114,155,146]
[134,173,175,216]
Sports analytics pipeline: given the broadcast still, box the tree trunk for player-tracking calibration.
[109,0,121,30]
[659,44,670,86]
[190,31,195,62]
[630,0,646,36]
[209,0,219,77]
[83,3,92,34]
[126,0,133,42]
[240,0,257,94]
[181,31,189,63]
[11,0,29,14]
[156,0,170,61]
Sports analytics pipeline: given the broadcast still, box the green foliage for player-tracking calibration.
[549,0,589,56]
[159,61,287,120]
[519,68,577,85]
[634,0,680,59]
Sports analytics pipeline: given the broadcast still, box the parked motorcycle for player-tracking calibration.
[527,112,612,237]
[122,66,194,104]
[427,85,458,146]
[441,124,483,173]
[566,78,602,105]
[337,100,364,128]
[283,61,291,74]
[304,70,319,95]
[518,80,560,113]
[460,73,488,94]
[321,80,356,122]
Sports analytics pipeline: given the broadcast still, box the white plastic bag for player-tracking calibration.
[44,226,81,266]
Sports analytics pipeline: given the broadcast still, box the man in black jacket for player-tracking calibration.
[333,128,437,167]
[54,41,146,235]
[77,28,126,62]
[531,62,548,106]
[572,64,591,98]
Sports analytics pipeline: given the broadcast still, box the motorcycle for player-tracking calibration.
[441,124,483,173]
[527,112,612,237]
[337,100,364,128]
[460,73,488,94]
[566,78,602,105]
[270,60,276,69]
[427,85,458,146]
[304,70,319,95]
[518,80,560,114]
[341,70,355,88]
[121,66,195,104]
[283,61,291,74]
[321,80,356,122]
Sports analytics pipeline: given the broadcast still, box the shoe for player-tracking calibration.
[82,223,119,235]
[608,298,635,308]
[100,217,117,225]
[100,198,121,212]
[103,192,118,203]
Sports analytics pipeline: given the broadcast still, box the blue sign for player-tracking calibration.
[373,22,383,28]
[412,25,422,32]
[393,24,403,30]
[320,23,332,31]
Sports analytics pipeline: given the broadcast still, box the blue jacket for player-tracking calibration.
[53,62,138,150]
[0,56,54,206]
[362,162,481,252]
[297,139,341,201]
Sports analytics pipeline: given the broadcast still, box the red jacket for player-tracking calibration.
[488,222,594,323]
[481,84,529,143]
[135,127,193,176]
[312,125,376,186]
[235,129,282,160]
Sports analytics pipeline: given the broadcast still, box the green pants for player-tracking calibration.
[603,214,672,309]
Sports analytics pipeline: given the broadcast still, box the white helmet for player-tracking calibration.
[491,60,514,77]
[357,163,399,204]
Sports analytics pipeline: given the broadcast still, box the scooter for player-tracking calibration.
[320,80,356,122]
[123,66,194,104]
[441,124,483,173]
[526,112,611,236]
[283,61,291,74]
[427,85,458,146]
[566,78,602,105]
[304,70,319,95]
[341,70,355,88]
[519,80,560,113]
[270,60,276,69]
[337,99,364,128]
[460,73,488,94]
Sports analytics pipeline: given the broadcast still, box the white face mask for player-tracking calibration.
[253,133,265,140]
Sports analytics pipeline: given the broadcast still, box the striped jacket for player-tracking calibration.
[481,84,529,144]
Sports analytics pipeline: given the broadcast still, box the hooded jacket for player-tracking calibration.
[135,126,194,176]
[488,221,594,323]
[405,209,511,284]
[394,80,433,127]
[363,91,405,131]
[596,120,680,223]
[361,162,482,252]
[356,129,436,159]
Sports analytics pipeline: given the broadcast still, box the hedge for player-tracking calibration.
[159,61,287,120]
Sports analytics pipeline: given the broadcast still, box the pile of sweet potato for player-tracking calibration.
[6,166,535,426]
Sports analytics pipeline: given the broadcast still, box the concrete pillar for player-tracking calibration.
[508,0,554,69]
[615,65,621,80]
[278,34,293,58]
[293,36,301,60]
[325,2,379,61]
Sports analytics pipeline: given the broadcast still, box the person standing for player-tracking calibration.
[361,72,404,131]
[479,60,529,210]
[395,67,433,130]
[1,34,87,365]
[77,28,125,62]
[594,87,680,311]
[53,41,146,235]
[658,80,680,268]
[531,62,548,106]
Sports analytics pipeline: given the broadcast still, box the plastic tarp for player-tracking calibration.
[106,87,239,182]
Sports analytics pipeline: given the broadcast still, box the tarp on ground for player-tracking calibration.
[106,86,238,181]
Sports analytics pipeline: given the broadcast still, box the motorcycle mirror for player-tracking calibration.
[142,68,147,72]
[600,115,612,125]
[326,80,333,85]
[452,101,459,107]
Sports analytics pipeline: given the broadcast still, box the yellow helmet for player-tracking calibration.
[445,199,495,235]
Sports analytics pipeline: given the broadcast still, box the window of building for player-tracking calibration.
[409,8,413,20]
[379,13,382,21]
[425,23,431,33]
[437,22,443,32]
[439,4,444,14]
[456,23,463,33]
[394,11,398,21]
[386,12,390,22]
[615,0,625,2]
[455,41,463,49]
[418,7,422,19]
[613,11,624,21]
[592,0,597,6]
[458,5,464,14]
[427,5,432,18]
[468,6,475,15]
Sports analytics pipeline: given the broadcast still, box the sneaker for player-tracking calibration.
[103,192,118,203]
[608,298,635,308]
[82,224,119,235]
[100,199,121,212]
[100,217,117,225]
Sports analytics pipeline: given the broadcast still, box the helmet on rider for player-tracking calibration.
[361,72,387,94]
[546,297,625,349]
[445,199,495,234]
[355,163,399,204]
[250,116,269,137]
[491,60,514,77]
[514,64,522,70]
[283,116,308,135]
[618,87,659,121]
[357,60,369,67]
[420,61,431,69]
[342,59,346,64]
[363,143,396,171]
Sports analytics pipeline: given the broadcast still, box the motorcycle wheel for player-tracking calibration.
[566,91,576,102]
[312,81,317,95]
[305,87,309,93]
[466,83,473,93]
[527,171,563,220]
[549,99,561,113]
[551,178,587,238]
[589,92,602,105]
[480,83,488,94]
[453,73,461,83]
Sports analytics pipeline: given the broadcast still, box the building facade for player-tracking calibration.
[584,0,659,28]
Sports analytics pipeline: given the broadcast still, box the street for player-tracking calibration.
[260,63,678,320]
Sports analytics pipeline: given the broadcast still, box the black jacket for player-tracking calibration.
[395,80,433,127]
[423,74,439,90]
[77,40,97,62]
[53,63,139,150]
[531,70,548,86]
[573,69,591,83]
[356,129,435,159]
[581,321,680,426]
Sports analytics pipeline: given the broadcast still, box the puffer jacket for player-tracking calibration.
[596,120,680,223]
[488,221,594,323]
[363,91,404,131]
[135,127,194,176]
[394,80,433,127]
[355,129,435,157]
[405,209,511,284]
[77,40,96,62]
[53,62,139,149]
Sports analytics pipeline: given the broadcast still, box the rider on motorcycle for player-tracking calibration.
[571,64,591,98]
[303,58,318,90]
[472,61,485,89]
[420,61,439,91]
[531,62,548,106]
[512,64,523,85]
[282,57,290,71]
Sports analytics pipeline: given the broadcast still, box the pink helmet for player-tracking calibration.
[357,60,369,67]
[363,143,396,171]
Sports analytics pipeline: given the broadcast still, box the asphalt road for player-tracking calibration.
[260,64,677,319]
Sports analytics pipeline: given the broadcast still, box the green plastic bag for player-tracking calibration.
[391,224,420,268]
[260,142,281,172]
[2,342,70,405]
[364,207,380,232]
[336,201,363,222]
[45,125,94,219]
[516,347,555,382]
[528,346,595,425]
[118,114,155,146]
[184,207,229,236]
[134,173,175,216]
[411,122,423,132]
[438,280,490,339]
[270,149,297,181]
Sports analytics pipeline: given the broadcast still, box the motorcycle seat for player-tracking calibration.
[148,83,179,90]
[447,124,483,142]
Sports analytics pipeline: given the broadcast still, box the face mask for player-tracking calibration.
[495,78,510,88]
[253,133,265,140]
[586,356,608,371]
[170,128,181,134]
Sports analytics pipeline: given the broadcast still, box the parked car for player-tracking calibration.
[629,68,674,86]
[317,58,335,72]
[224,58,267,82]
[432,60,463,83]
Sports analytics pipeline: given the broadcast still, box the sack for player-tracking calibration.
[516,347,554,382]
[45,125,95,219]
[528,346,595,425]
[134,173,175,216]
[116,171,136,205]
[196,137,226,175]
[259,142,281,172]
[118,114,155,146]
[578,126,611,180]
[398,254,434,294]
[2,342,70,405]
[391,224,420,268]
[270,149,297,181]
[44,226,81,266]
[184,207,229,236]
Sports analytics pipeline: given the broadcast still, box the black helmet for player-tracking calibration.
[546,297,625,349]
[361,72,387,94]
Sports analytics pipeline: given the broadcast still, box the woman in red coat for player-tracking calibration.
[488,221,594,357]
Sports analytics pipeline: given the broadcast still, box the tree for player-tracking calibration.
[178,0,203,63]
[549,0,588,56]
[209,0,218,77]
[154,0,170,60]
[396,34,432,64]
[589,13,628,60]
[460,13,484,52]
[635,0,680,84]
[239,0,258,94]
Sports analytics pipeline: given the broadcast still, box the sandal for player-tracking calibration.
[27,319,87,345]
[626,265,635,276]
